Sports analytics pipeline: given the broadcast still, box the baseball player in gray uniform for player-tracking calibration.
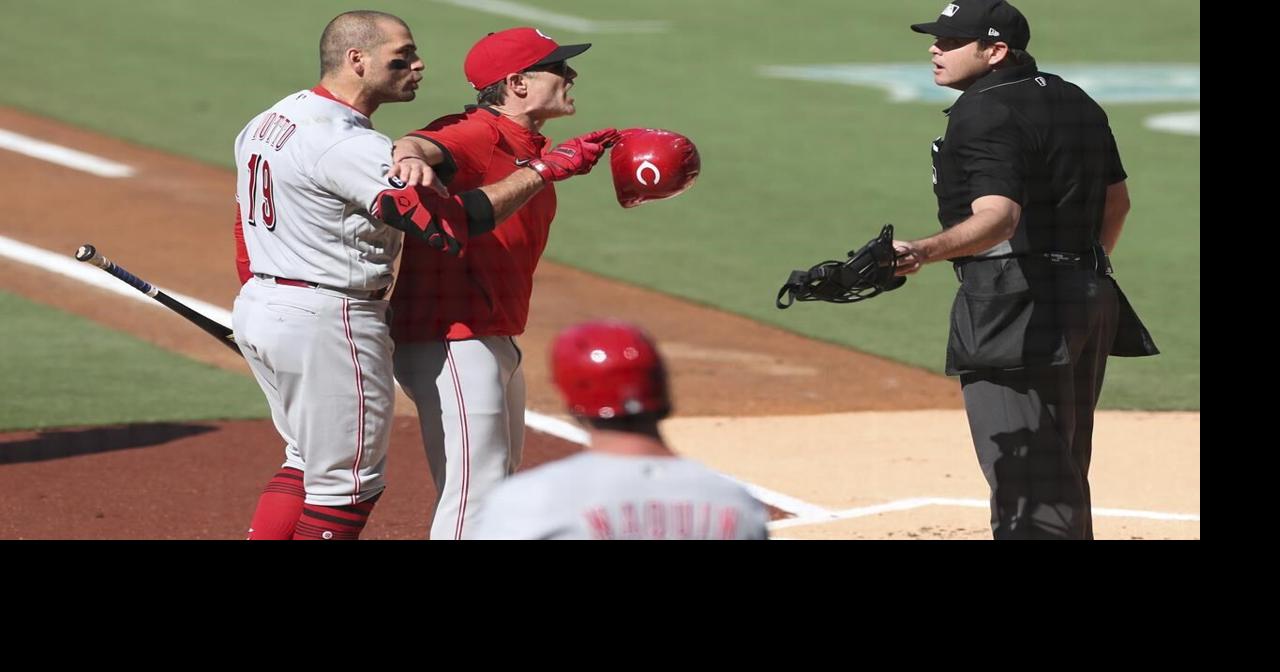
[233,11,580,540]
[473,320,769,540]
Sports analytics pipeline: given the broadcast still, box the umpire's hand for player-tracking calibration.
[893,240,924,276]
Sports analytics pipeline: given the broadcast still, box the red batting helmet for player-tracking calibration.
[551,320,672,419]
[609,128,701,208]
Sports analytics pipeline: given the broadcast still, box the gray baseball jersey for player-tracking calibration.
[234,87,402,291]
[472,453,770,540]
[232,86,403,507]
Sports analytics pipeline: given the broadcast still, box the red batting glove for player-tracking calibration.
[527,128,622,183]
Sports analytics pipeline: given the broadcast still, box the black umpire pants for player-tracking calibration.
[959,276,1119,540]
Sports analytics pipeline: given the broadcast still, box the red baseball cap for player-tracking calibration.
[463,27,591,90]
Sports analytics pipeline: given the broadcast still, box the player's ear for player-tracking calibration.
[348,48,366,76]
[505,72,528,96]
[986,41,1009,66]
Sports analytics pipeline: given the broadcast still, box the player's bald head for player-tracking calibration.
[319,10,408,76]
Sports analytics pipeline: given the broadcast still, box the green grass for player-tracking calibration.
[0,0,1199,409]
[0,292,267,432]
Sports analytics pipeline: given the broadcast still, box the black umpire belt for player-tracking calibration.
[951,247,1113,282]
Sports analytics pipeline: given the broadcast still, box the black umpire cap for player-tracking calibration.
[911,0,1031,51]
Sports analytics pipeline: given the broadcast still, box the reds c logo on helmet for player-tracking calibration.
[609,129,701,208]
[550,320,672,419]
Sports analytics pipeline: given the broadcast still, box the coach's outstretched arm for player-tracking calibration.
[385,128,618,236]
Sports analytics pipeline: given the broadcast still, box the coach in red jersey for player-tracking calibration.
[388,26,617,539]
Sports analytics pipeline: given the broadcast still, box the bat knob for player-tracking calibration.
[75,244,96,262]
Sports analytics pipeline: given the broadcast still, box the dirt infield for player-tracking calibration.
[0,107,1199,539]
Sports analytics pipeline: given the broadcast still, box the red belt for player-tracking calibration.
[257,274,388,300]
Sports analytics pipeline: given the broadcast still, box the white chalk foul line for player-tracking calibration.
[768,497,1200,531]
[734,480,835,520]
[0,128,135,178]
[769,498,932,531]
[524,411,590,446]
[915,497,1201,522]
[0,235,229,326]
[433,0,667,34]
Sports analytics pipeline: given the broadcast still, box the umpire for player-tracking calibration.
[892,0,1159,539]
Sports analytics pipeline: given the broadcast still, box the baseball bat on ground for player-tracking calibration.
[74,244,242,356]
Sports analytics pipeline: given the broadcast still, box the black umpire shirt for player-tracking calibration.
[931,57,1125,252]
[931,57,1157,374]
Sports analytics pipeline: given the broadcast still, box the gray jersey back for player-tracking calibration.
[234,89,402,291]
[474,453,770,540]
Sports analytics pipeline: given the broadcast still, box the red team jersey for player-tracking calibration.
[391,106,557,341]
